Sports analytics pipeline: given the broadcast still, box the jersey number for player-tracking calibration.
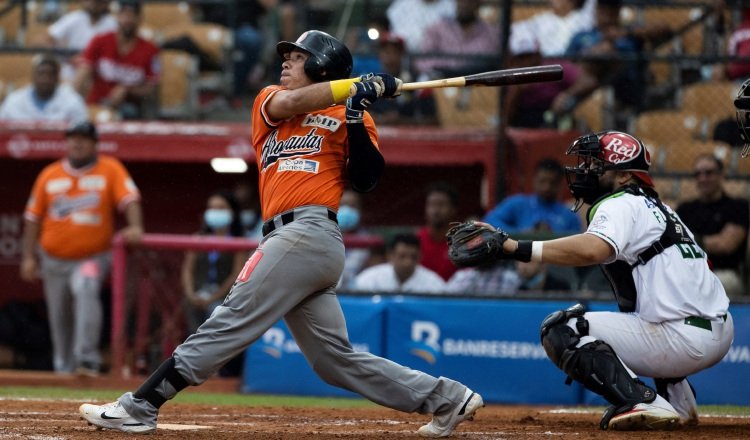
[677,243,703,259]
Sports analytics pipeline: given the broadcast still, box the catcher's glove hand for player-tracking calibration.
[446,222,509,267]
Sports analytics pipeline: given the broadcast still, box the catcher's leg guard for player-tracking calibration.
[133,356,190,408]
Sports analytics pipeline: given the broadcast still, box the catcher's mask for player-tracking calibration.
[565,131,654,211]
[734,78,750,158]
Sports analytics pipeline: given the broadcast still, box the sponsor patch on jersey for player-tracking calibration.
[277,158,320,173]
[78,175,106,191]
[46,178,72,194]
[302,114,341,132]
[71,211,102,225]
[261,128,324,170]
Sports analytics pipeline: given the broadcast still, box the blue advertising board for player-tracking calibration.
[384,297,582,404]
[241,296,386,397]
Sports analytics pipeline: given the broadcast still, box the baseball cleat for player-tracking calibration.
[79,401,155,434]
[417,388,484,438]
[603,403,680,431]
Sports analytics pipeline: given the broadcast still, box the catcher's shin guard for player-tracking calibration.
[133,356,190,408]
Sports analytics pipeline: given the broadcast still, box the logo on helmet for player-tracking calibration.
[600,133,649,166]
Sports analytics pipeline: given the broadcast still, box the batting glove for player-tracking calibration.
[358,73,402,98]
[346,80,381,123]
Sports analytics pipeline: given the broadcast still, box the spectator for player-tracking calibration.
[447,261,521,296]
[516,0,595,58]
[41,0,117,82]
[416,0,500,79]
[0,54,88,122]
[676,154,749,298]
[233,181,263,240]
[483,158,581,234]
[354,233,446,293]
[367,32,437,125]
[386,0,456,52]
[515,260,572,292]
[74,0,159,119]
[417,182,460,281]
[337,189,385,290]
[181,190,246,336]
[552,0,672,118]
[712,6,750,81]
[19,121,143,376]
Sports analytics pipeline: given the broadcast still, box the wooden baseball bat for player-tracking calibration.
[399,65,563,92]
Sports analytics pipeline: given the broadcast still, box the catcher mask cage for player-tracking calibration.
[276,30,353,82]
[734,78,750,158]
[565,131,653,210]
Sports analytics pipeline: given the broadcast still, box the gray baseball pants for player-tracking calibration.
[120,206,467,423]
[39,250,110,373]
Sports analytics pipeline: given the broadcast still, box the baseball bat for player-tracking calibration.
[399,65,563,92]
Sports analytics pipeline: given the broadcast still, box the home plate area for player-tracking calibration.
[1,399,749,439]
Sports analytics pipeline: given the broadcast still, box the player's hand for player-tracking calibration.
[345,81,382,123]
[20,256,39,282]
[359,73,402,98]
[120,225,144,244]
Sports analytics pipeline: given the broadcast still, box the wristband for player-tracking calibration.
[330,78,359,103]
[515,240,533,263]
[531,241,544,262]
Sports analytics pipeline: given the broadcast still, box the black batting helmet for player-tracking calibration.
[276,30,353,82]
[733,79,750,158]
[65,121,99,141]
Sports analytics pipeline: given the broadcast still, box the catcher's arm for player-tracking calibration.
[501,231,613,266]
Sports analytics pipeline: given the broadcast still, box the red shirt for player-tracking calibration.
[80,31,160,104]
[417,226,456,281]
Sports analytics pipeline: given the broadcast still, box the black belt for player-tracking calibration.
[262,208,337,236]
[684,314,727,331]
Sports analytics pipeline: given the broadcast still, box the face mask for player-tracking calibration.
[337,205,360,232]
[204,209,232,230]
[240,209,258,227]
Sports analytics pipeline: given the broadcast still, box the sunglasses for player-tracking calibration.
[692,169,719,178]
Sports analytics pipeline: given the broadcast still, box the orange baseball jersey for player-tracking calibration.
[252,85,379,221]
[24,156,140,259]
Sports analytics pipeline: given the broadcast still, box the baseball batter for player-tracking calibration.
[450,131,734,430]
[79,30,483,438]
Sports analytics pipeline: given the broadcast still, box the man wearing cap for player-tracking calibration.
[0,54,88,122]
[20,121,143,376]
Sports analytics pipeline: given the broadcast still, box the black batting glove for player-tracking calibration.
[374,72,402,97]
[346,81,382,124]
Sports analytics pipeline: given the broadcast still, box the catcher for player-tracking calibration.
[448,131,734,430]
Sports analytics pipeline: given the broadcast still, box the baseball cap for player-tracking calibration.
[597,131,654,187]
[65,121,99,141]
[378,32,405,50]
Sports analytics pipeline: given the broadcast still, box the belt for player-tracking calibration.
[684,314,727,331]
[262,208,337,236]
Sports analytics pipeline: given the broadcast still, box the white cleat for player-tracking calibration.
[79,401,155,434]
[605,403,680,431]
[417,389,484,438]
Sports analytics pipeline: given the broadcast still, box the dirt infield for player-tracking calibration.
[2,398,749,439]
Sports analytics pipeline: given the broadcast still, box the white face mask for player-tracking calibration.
[204,209,232,230]
[240,209,258,227]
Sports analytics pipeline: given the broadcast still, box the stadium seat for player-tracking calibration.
[642,6,705,55]
[632,110,704,145]
[573,88,608,133]
[158,49,198,119]
[0,52,35,90]
[724,178,750,199]
[660,140,732,173]
[142,2,193,29]
[434,87,498,129]
[680,81,737,121]
[161,22,232,93]
[652,176,681,204]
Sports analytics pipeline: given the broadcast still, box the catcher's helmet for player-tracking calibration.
[65,120,98,141]
[276,30,352,82]
[565,131,653,210]
[733,78,750,158]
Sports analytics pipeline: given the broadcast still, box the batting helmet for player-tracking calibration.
[565,131,654,209]
[65,121,99,141]
[733,78,750,158]
[276,30,352,82]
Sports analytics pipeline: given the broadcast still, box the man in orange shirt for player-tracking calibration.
[20,121,143,376]
[79,30,483,438]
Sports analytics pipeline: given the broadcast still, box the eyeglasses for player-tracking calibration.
[692,169,719,178]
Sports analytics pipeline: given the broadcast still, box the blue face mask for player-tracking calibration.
[240,209,258,227]
[337,205,360,232]
[204,209,232,230]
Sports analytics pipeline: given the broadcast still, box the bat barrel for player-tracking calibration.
[464,65,563,87]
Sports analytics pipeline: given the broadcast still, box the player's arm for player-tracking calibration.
[502,232,614,266]
[20,219,41,282]
[346,115,384,193]
[120,201,144,244]
[265,80,351,121]
[73,63,94,98]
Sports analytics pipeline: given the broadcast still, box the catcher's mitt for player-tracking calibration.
[446,222,509,267]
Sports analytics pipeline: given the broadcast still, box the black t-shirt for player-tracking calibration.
[676,194,750,270]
